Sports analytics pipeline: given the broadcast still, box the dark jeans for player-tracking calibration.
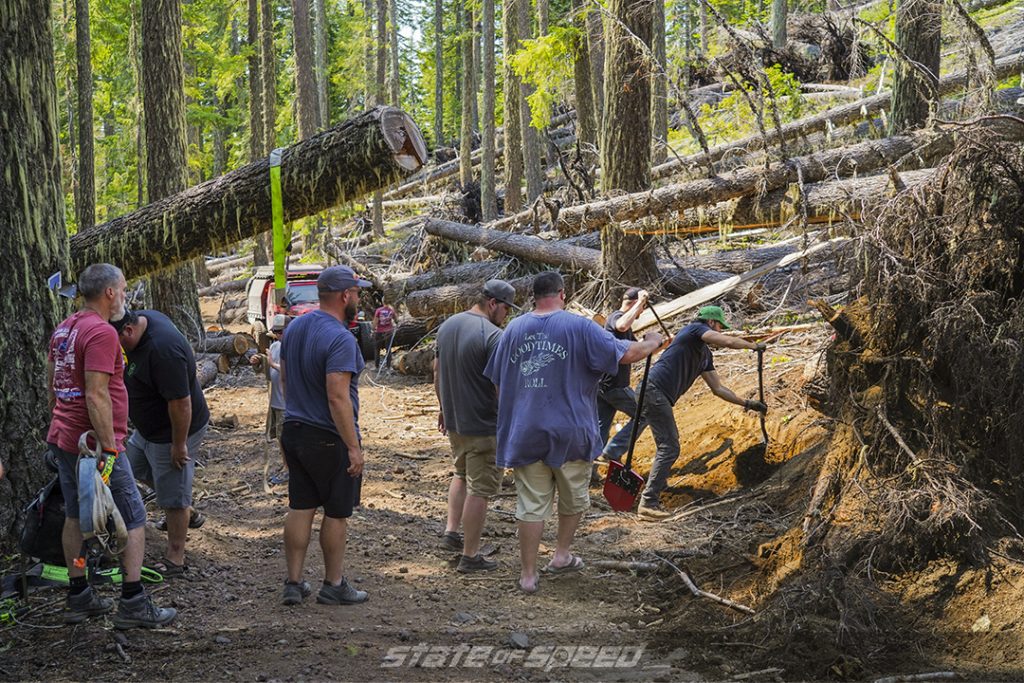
[374,331,393,368]
[601,385,679,507]
[597,386,637,446]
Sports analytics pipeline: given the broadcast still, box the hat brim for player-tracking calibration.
[355,278,372,288]
[498,299,521,311]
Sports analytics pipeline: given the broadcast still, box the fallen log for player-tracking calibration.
[218,305,247,324]
[385,259,514,302]
[404,275,534,318]
[423,219,602,272]
[196,360,219,389]
[490,126,958,235]
[195,352,232,374]
[71,107,427,276]
[198,278,248,296]
[652,52,1024,180]
[395,344,436,376]
[634,238,849,332]
[381,194,447,211]
[205,239,303,276]
[194,333,252,356]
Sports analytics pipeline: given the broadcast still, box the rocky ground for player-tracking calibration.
[3,324,1023,681]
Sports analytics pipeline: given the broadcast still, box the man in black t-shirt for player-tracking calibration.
[597,287,649,448]
[113,310,210,576]
[601,305,768,520]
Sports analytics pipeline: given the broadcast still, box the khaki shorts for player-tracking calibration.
[449,432,500,499]
[514,459,591,522]
[265,407,285,441]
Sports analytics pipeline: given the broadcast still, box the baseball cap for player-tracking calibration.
[623,287,642,301]
[697,305,732,330]
[317,265,372,292]
[482,279,519,310]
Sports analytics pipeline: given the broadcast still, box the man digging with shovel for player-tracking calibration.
[601,305,768,520]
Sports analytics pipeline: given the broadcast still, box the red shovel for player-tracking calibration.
[603,354,653,512]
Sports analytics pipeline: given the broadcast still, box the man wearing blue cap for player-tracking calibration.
[278,265,372,606]
[601,305,768,520]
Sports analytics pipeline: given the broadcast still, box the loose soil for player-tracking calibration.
[3,325,1023,681]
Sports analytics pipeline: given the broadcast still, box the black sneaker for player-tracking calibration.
[155,509,206,532]
[456,554,498,573]
[440,531,463,551]
[316,578,368,605]
[112,592,177,629]
[282,579,312,606]
[65,586,113,624]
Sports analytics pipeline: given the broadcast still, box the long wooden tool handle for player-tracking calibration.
[757,349,768,444]
[624,354,653,472]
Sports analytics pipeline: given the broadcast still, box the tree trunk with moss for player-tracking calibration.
[502,0,524,212]
[261,0,276,154]
[433,0,444,147]
[71,107,427,276]
[771,0,787,50]
[889,0,941,133]
[518,0,543,203]
[293,0,320,137]
[481,0,497,219]
[75,0,95,231]
[313,0,329,128]
[248,0,269,267]
[388,0,401,107]
[0,0,72,545]
[601,0,659,285]
[372,0,387,235]
[651,0,668,165]
[143,0,201,335]
[460,1,475,188]
[571,0,598,167]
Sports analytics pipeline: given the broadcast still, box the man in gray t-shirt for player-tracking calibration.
[433,279,518,573]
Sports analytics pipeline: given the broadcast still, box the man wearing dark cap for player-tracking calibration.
[278,265,371,607]
[434,279,517,572]
[597,287,650,448]
[602,305,768,520]
[484,271,664,593]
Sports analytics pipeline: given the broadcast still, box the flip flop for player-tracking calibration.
[151,558,188,579]
[541,555,584,575]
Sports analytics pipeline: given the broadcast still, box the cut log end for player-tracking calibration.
[381,109,428,172]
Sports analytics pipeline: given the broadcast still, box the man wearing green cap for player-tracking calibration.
[601,305,768,520]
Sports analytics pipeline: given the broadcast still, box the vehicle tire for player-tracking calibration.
[252,320,271,354]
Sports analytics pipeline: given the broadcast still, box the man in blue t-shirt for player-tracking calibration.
[278,265,371,607]
[602,305,768,520]
[484,271,663,593]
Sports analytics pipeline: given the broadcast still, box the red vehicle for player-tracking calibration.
[246,265,375,360]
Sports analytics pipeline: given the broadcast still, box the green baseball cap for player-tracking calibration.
[697,305,731,329]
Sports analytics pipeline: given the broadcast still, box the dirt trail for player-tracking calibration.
[4,326,1023,681]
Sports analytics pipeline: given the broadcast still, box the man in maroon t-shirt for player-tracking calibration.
[372,300,397,369]
[46,263,175,629]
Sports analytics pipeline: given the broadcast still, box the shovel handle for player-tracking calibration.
[623,353,653,472]
[757,348,768,444]
[649,306,673,340]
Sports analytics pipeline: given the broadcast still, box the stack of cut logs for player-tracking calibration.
[193,331,258,389]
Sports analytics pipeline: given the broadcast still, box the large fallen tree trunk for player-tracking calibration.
[404,275,535,318]
[70,107,427,277]
[193,333,252,356]
[423,219,603,272]
[195,352,232,374]
[196,360,219,389]
[205,239,303,276]
[385,259,514,302]
[651,53,1024,180]
[198,278,248,296]
[490,120,1016,236]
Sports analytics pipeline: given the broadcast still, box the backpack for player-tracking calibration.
[19,476,67,566]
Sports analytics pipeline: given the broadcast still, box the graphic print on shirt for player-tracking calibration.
[51,326,83,401]
[509,332,568,388]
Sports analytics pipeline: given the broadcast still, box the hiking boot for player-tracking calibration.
[155,509,206,532]
[282,579,312,606]
[457,554,498,573]
[316,578,368,605]
[637,503,672,521]
[65,586,113,624]
[112,592,177,629]
[440,531,463,551]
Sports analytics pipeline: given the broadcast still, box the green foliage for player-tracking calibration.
[696,64,806,142]
[509,25,578,129]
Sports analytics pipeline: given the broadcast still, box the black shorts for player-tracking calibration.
[280,421,362,519]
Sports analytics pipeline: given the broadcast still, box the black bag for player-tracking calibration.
[19,476,67,565]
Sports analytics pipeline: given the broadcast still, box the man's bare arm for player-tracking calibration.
[84,370,117,451]
[326,371,363,476]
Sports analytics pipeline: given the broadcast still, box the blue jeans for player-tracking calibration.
[601,385,680,507]
[597,386,637,446]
